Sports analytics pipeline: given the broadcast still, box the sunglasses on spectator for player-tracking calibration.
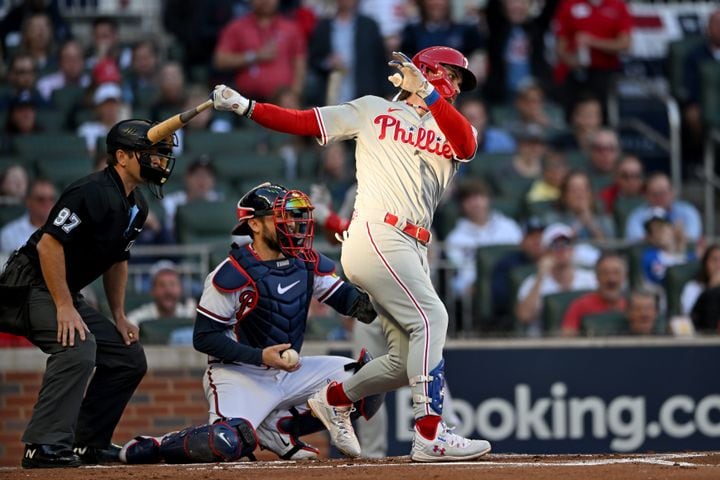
[549,238,573,250]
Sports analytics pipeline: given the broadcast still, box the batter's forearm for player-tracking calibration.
[427,94,477,159]
[37,234,74,309]
[251,103,322,137]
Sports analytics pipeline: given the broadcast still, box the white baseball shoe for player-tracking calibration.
[307,382,361,458]
[410,422,491,462]
[256,425,319,460]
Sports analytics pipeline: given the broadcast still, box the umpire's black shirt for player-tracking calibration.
[20,166,148,293]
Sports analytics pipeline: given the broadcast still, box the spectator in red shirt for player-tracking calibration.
[598,154,644,214]
[553,0,632,118]
[213,0,308,102]
[561,251,627,336]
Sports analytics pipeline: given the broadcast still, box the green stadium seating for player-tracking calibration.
[139,317,195,345]
[493,195,524,219]
[36,156,94,190]
[581,311,628,336]
[541,289,593,335]
[213,152,287,189]
[38,109,69,132]
[664,260,700,316]
[14,133,88,159]
[51,85,86,115]
[185,131,257,156]
[612,195,644,237]
[472,244,522,330]
[175,200,238,244]
[0,203,26,228]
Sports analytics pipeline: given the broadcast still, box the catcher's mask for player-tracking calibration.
[106,118,176,199]
[233,182,315,261]
[412,46,477,100]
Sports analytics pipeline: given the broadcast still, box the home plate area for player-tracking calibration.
[1,452,719,480]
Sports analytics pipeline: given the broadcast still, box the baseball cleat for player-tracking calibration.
[410,422,491,462]
[256,425,319,460]
[307,382,361,458]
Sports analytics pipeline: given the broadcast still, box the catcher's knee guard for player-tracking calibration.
[160,418,257,463]
[119,436,162,464]
[410,359,445,416]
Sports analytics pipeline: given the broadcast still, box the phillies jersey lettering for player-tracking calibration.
[315,95,475,228]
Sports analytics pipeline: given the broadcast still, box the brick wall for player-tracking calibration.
[0,369,209,467]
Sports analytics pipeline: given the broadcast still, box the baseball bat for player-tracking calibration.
[146,99,213,144]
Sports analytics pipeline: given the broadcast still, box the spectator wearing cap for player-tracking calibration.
[598,154,645,214]
[489,122,547,196]
[36,39,91,102]
[76,82,124,155]
[526,149,569,203]
[515,223,597,335]
[561,251,627,336]
[490,217,546,331]
[624,172,702,242]
[640,207,696,289]
[161,156,224,238]
[0,178,57,254]
[445,179,523,297]
[127,261,197,327]
[458,97,516,156]
[4,91,43,136]
[544,170,615,241]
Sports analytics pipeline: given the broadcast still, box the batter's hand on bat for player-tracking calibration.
[387,51,435,99]
[212,84,251,116]
[262,343,301,372]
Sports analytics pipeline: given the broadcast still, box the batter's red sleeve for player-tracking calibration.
[427,97,477,160]
[251,103,322,137]
[324,211,351,235]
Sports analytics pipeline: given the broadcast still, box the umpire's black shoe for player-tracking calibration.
[73,444,122,464]
[22,444,82,469]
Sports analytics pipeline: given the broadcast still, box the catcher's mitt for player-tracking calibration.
[349,291,376,324]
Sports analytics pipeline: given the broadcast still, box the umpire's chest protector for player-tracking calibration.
[229,246,313,352]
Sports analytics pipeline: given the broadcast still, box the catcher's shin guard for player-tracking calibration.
[410,359,445,415]
[159,418,257,463]
[119,436,162,464]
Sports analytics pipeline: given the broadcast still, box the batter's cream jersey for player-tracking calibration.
[314,95,478,228]
[196,257,344,362]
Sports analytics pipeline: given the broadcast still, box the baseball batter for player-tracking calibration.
[213,47,491,462]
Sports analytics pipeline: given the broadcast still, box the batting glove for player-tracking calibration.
[212,84,255,117]
[387,51,435,99]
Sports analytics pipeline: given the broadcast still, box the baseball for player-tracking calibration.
[281,348,299,366]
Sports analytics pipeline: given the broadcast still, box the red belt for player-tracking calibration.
[383,213,431,245]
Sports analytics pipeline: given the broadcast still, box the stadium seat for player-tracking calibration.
[493,195,523,219]
[185,131,257,156]
[524,199,556,218]
[581,311,628,336]
[466,153,513,187]
[664,260,700,316]
[541,289,593,335]
[51,85,86,116]
[14,133,88,159]
[472,244,522,331]
[175,200,238,244]
[433,200,460,241]
[0,203,26,228]
[139,317,195,345]
[36,156,94,190]
[38,109,69,132]
[612,196,644,237]
[213,152,287,189]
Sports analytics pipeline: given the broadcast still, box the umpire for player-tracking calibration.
[0,119,176,468]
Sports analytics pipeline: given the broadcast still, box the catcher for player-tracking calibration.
[120,182,381,463]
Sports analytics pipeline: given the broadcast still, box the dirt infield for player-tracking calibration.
[1,452,718,480]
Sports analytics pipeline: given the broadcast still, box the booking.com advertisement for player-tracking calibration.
[380,345,720,454]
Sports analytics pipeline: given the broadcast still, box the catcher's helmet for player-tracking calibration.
[233,182,315,261]
[412,46,477,99]
[106,119,176,196]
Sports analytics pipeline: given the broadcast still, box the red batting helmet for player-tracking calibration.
[412,46,477,99]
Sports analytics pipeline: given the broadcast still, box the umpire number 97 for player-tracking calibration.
[53,207,82,233]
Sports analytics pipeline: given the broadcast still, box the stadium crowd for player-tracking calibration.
[1,0,719,346]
